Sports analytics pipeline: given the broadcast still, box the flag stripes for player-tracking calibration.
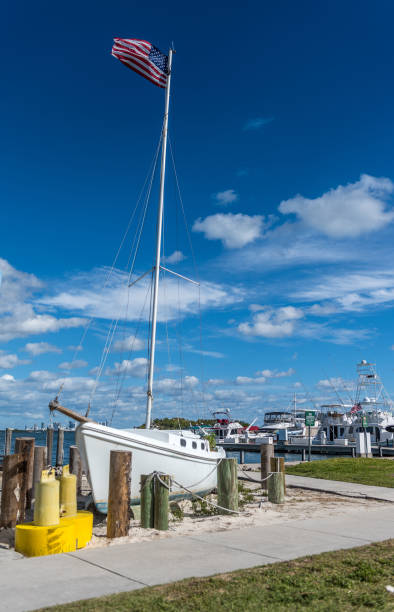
[112,38,168,88]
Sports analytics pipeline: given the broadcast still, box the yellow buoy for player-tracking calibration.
[62,511,93,548]
[15,520,76,557]
[34,469,59,527]
[59,465,77,517]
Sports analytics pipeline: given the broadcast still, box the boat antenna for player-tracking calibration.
[145,47,174,429]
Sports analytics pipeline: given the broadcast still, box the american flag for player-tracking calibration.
[111,38,168,88]
[350,402,362,414]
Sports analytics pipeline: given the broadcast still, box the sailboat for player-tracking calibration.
[49,39,225,512]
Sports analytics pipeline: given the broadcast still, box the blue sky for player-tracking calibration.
[1,0,394,427]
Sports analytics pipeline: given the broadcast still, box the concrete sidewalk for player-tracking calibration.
[1,505,393,611]
[285,474,394,502]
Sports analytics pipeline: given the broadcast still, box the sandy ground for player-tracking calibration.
[0,465,392,552]
[85,481,391,550]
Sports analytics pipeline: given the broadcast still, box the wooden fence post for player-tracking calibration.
[217,458,238,514]
[14,437,35,512]
[154,474,170,530]
[4,428,13,456]
[69,446,82,495]
[268,472,285,504]
[0,453,24,527]
[107,450,131,538]
[56,428,64,467]
[140,474,155,528]
[260,443,274,487]
[270,456,286,494]
[32,446,47,504]
[46,427,54,466]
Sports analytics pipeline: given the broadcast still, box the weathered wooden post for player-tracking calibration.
[260,443,274,486]
[217,458,238,514]
[154,474,170,530]
[14,437,35,511]
[107,450,131,538]
[301,448,306,461]
[56,427,64,467]
[32,446,47,504]
[140,474,155,528]
[268,472,285,504]
[4,428,13,456]
[69,445,82,495]
[46,427,54,465]
[270,456,286,494]
[0,453,24,527]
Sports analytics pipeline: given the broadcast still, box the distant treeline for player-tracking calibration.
[138,417,249,429]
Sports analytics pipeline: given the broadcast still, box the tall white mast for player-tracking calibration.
[145,48,173,429]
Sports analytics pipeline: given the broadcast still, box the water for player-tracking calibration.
[227,451,333,464]
[0,430,76,465]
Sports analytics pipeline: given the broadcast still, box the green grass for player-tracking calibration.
[285,458,394,488]
[39,540,394,611]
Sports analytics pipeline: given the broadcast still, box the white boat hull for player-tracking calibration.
[76,422,225,513]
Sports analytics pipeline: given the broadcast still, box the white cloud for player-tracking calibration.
[257,368,295,378]
[161,250,186,264]
[238,306,303,338]
[24,342,62,356]
[0,352,30,369]
[59,360,88,370]
[28,370,58,381]
[0,374,15,382]
[193,213,264,249]
[40,267,244,322]
[110,357,148,378]
[113,336,144,353]
[0,259,85,342]
[235,376,266,385]
[243,117,273,131]
[43,376,96,392]
[213,189,238,206]
[279,174,394,238]
[207,378,224,385]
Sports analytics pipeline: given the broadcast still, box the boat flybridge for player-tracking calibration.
[320,360,394,444]
[212,410,270,445]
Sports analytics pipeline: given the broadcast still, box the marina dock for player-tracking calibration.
[219,441,394,461]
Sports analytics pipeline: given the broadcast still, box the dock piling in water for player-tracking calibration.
[69,445,82,495]
[56,428,64,467]
[46,427,54,466]
[4,428,13,456]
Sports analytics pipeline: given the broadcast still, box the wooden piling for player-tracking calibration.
[69,446,82,495]
[56,427,64,467]
[140,474,155,528]
[268,472,285,504]
[107,450,131,539]
[14,437,35,512]
[4,428,13,456]
[0,453,24,527]
[260,443,274,487]
[270,456,286,494]
[154,474,170,530]
[32,446,47,504]
[217,458,238,514]
[301,448,306,461]
[46,427,54,466]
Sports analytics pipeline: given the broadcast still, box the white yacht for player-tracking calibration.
[320,360,394,445]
